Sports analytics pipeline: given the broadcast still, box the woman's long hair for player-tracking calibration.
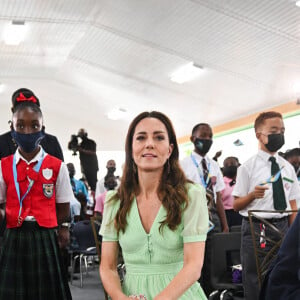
[113,111,190,233]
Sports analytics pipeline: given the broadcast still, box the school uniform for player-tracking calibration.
[0,147,73,300]
[233,149,300,300]
[181,151,225,296]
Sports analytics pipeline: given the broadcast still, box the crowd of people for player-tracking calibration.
[0,88,299,300]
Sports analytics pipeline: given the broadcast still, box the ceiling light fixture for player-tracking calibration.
[3,20,27,45]
[170,62,204,84]
[107,107,127,120]
[296,1,300,7]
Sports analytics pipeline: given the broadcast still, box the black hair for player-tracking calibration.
[12,101,43,118]
[191,123,211,136]
[11,88,40,111]
[285,148,300,159]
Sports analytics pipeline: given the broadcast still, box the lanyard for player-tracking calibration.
[13,150,45,217]
[190,154,211,188]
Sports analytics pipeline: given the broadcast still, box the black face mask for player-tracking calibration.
[264,133,285,152]
[223,165,238,179]
[194,138,213,155]
[11,129,45,153]
[107,167,116,174]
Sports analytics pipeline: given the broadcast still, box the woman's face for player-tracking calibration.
[132,117,173,173]
[12,107,42,133]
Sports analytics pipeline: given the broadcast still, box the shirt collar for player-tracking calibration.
[192,151,208,162]
[15,146,44,165]
[258,149,279,163]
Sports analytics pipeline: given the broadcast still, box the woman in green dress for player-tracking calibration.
[100,111,209,300]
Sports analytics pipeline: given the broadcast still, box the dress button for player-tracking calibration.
[26,167,29,170]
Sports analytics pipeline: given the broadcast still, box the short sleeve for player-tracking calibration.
[182,183,209,243]
[99,190,120,242]
[232,164,250,197]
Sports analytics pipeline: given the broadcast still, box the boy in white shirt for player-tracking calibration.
[233,111,299,300]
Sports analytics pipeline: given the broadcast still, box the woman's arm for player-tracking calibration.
[100,241,129,300]
[154,241,205,300]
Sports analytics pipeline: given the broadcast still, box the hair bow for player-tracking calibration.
[16,92,37,103]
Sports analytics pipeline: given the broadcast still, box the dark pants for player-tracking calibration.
[199,209,221,296]
[241,217,288,300]
[225,209,242,228]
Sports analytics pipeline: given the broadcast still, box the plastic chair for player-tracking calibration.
[70,220,97,288]
[90,216,109,300]
[248,209,298,288]
[209,232,243,299]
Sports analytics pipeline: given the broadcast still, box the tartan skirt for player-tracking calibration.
[0,222,72,300]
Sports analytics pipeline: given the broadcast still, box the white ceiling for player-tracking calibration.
[0,0,300,151]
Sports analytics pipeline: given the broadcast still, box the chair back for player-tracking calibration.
[90,216,102,259]
[210,232,242,291]
[248,209,298,288]
[73,220,96,250]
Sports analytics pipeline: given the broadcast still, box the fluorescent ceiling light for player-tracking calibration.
[296,1,300,7]
[107,107,127,120]
[3,20,27,45]
[170,62,204,84]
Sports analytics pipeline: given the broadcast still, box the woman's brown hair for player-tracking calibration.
[112,111,189,233]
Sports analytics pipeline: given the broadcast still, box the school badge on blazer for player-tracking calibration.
[43,184,54,198]
[42,168,53,180]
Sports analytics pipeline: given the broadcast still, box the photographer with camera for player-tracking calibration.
[68,129,98,195]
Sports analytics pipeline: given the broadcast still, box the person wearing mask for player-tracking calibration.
[0,100,72,299]
[94,175,118,219]
[221,156,242,228]
[180,122,228,297]
[76,128,98,194]
[95,159,120,198]
[0,88,64,161]
[284,148,300,181]
[233,111,300,300]
[100,111,208,299]
[0,88,65,243]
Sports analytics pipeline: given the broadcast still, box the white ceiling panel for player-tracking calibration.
[0,0,299,151]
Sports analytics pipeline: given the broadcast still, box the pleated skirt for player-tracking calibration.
[0,221,72,300]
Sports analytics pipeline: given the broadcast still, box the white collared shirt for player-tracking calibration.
[0,147,73,204]
[180,151,225,201]
[233,149,300,218]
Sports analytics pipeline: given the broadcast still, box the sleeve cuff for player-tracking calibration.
[183,234,207,243]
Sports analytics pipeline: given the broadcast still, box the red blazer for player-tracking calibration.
[2,154,62,228]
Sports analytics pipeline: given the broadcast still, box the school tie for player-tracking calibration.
[269,156,287,210]
[201,158,214,199]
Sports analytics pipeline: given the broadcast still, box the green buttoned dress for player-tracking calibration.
[100,183,209,300]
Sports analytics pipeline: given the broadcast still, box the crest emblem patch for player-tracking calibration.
[42,168,53,180]
[43,183,54,198]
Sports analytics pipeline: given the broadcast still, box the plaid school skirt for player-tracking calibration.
[0,221,72,300]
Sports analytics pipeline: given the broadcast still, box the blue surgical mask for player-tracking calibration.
[11,129,45,153]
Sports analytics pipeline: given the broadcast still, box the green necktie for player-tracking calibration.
[269,156,287,210]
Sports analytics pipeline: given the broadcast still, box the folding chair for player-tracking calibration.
[248,209,298,288]
[70,220,97,288]
[209,232,243,299]
[90,216,109,300]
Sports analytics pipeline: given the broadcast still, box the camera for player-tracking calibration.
[68,134,79,156]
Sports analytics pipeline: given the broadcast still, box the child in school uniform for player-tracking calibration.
[232,111,300,300]
[0,100,73,299]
